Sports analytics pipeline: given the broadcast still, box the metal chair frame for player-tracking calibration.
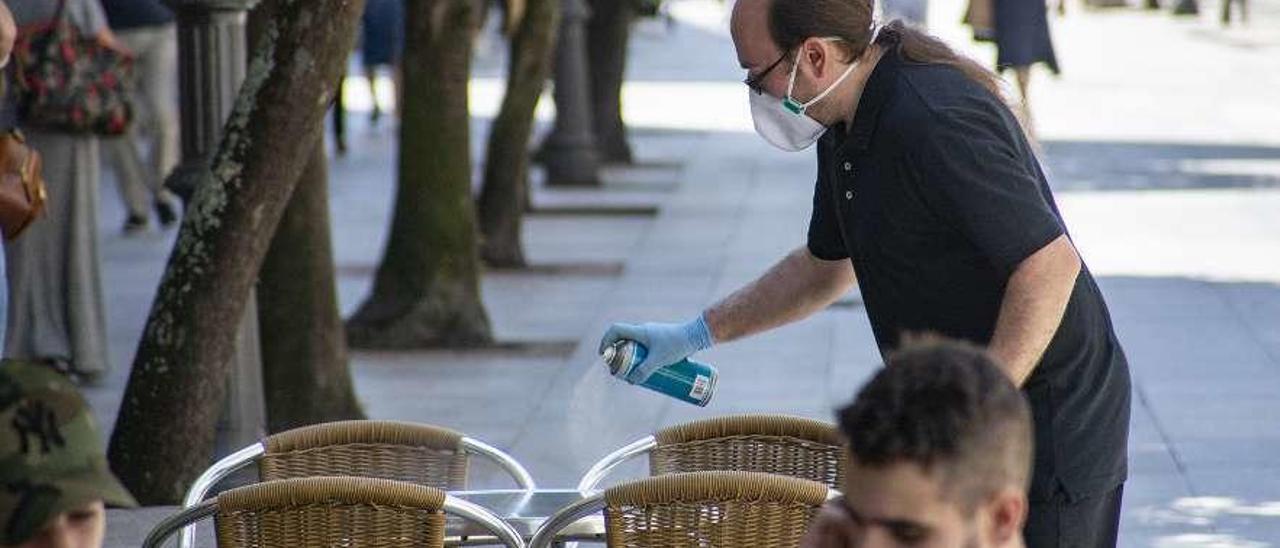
[179,425,535,548]
[145,484,527,548]
[575,436,657,491]
[533,473,841,548]
[576,414,844,491]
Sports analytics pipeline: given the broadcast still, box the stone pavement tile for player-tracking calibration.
[722,229,808,258]
[600,281,719,312]
[1061,190,1280,286]
[1142,397,1280,442]
[598,163,684,190]
[1219,283,1280,322]
[350,351,561,424]
[530,184,669,213]
[1219,283,1280,366]
[622,255,728,278]
[1180,470,1280,545]
[1115,317,1276,381]
[480,275,616,342]
[824,310,886,408]
[1129,397,1183,478]
[1096,277,1241,323]
[1172,438,1280,471]
[1120,473,1218,548]
[521,216,652,265]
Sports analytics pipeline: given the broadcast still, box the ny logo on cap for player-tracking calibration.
[10,399,66,455]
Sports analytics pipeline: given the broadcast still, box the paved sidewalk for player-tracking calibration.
[91,1,1280,546]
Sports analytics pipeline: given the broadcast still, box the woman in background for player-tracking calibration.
[4,0,125,383]
[993,0,1059,133]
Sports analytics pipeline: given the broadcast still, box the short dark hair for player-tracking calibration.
[837,338,1033,510]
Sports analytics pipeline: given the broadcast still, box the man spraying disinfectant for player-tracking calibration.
[599,0,1131,546]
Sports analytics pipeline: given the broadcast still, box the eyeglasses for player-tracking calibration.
[743,50,790,95]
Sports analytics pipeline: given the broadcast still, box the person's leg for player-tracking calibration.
[148,26,181,182]
[1014,65,1036,139]
[1024,484,1124,548]
[102,135,151,232]
[102,30,154,230]
[131,24,181,226]
[366,65,382,124]
[333,71,347,154]
[392,62,403,119]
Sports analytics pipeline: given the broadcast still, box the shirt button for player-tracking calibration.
[845,190,853,200]
[843,162,853,171]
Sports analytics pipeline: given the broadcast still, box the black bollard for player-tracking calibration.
[164,0,266,457]
[541,0,602,187]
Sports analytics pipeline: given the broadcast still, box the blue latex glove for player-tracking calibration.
[598,315,714,385]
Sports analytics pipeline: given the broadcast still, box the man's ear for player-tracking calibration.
[798,37,829,80]
[987,487,1028,545]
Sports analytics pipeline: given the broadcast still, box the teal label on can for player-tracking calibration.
[604,340,717,407]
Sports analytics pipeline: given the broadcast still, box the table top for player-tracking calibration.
[446,489,603,545]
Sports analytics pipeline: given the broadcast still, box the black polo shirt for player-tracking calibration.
[809,47,1131,501]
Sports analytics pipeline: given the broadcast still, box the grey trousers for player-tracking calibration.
[103,24,179,219]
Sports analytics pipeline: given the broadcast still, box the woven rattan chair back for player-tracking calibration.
[602,471,829,548]
[649,414,846,489]
[260,420,469,491]
[215,477,448,548]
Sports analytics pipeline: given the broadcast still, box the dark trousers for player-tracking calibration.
[1024,484,1124,548]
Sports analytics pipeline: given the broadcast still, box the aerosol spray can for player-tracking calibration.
[602,340,718,407]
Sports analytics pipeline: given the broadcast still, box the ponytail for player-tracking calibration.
[874,20,1005,99]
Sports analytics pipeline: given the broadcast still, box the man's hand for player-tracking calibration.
[598,316,713,384]
[800,502,860,548]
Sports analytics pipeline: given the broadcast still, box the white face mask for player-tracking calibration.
[749,35,869,152]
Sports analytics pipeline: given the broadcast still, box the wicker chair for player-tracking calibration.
[576,414,846,491]
[179,421,535,548]
[530,471,833,548]
[144,477,526,548]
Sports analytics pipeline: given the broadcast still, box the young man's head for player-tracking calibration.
[835,339,1032,548]
[0,361,136,548]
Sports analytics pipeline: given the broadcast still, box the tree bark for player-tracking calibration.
[586,0,635,165]
[106,0,364,504]
[258,141,365,434]
[478,0,560,268]
[346,0,494,349]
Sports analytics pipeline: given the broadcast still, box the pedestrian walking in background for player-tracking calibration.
[360,0,403,126]
[991,0,1060,134]
[99,0,180,234]
[3,0,123,383]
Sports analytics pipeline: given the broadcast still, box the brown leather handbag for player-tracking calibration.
[0,129,47,241]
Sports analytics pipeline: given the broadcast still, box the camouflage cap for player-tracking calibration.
[0,360,137,545]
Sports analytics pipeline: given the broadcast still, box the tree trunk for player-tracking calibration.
[586,0,635,165]
[106,0,364,504]
[478,0,560,268]
[258,141,366,434]
[346,0,494,349]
